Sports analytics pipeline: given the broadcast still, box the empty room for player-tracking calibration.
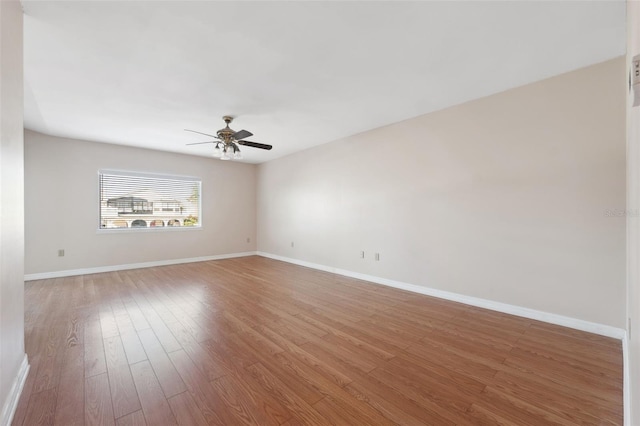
[1,1,640,425]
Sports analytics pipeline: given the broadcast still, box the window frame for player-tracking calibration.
[97,169,202,233]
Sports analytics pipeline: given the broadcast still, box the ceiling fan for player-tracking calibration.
[185,116,272,160]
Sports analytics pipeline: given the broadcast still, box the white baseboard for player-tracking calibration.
[257,251,626,340]
[24,251,258,281]
[1,354,29,426]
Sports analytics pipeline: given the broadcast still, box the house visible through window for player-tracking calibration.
[99,170,201,230]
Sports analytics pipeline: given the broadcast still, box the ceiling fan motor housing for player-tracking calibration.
[218,116,236,143]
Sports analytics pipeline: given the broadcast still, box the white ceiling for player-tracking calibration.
[22,1,626,164]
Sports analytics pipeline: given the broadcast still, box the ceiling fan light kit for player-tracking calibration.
[213,142,242,160]
[185,116,272,161]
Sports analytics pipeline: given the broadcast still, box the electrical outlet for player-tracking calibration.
[58,249,65,257]
[375,253,380,261]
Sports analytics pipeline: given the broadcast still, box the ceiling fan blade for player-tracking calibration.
[238,140,272,150]
[233,129,253,140]
[186,140,216,146]
[185,129,219,139]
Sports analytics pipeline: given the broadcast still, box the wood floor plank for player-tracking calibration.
[166,392,209,426]
[490,370,621,424]
[387,350,488,395]
[19,257,623,426]
[368,363,476,422]
[123,300,151,332]
[136,328,187,398]
[503,350,623,399]
[513,335,623,375]
[85,373,115,426]
[115,314,135,335]
[526,321,623,352]
[509,343,621,382]
[337,316,413,351]
[32,326,66,393]
[200,339,292,424]
[100,310,120,340]
[210,374,274,425]
[54,345,84,426]
[115,410,146,426]
[164,320,227,381]
[272,335,353,388]
[321,332,394,367]
[223,330,325,405]
[64,315,84,348]
[296,311,396,361]
[299,340,377,376]
[130,360,177,426]
[167,349,235,426]
[465,402,524,425]
[474,385,580,425]
[366,312,435,340]
[404,338,499,382]
[230,314,286,356]
[119,331,147,365]
[136,302,182,354]
[22,389,57,426]
[103,336,142,419]
[312,396,364,425]
[85,320,107,378]
[495,359,623,417]
[271,351,395,426]
[345,378,449,425]
[245,362,331,426]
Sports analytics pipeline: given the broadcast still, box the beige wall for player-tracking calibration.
[25,131,257,274]
[257,58,626,328]
[0,0,26,422]
[627,0,640,422]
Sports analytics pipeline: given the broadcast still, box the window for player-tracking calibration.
[99,170,201,230]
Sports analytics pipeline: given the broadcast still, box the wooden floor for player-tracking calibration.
[15,256,622,425]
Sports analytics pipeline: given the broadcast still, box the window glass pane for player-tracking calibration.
[99,170,201,230]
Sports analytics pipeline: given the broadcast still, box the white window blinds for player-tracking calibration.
[99,170,201,230]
